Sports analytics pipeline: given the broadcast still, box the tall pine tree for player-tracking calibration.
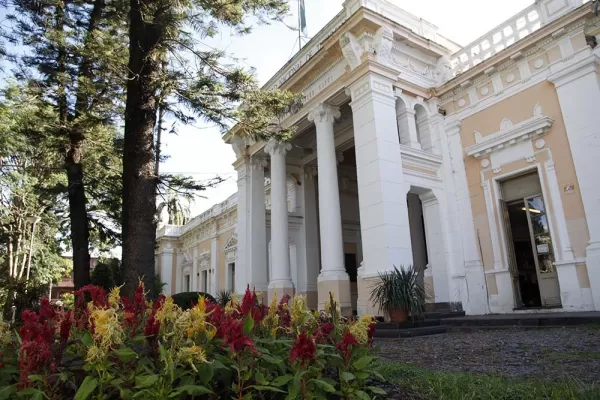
[5,0,128,288]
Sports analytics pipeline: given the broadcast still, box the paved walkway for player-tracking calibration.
[377,327,600,383]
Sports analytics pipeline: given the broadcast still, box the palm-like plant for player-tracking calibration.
[370,266,425,322]
[157,188,193,226]
[216,290,232,307]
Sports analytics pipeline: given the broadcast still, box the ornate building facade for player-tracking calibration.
[156,0,600,315]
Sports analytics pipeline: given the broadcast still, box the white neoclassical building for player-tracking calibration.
[157,0,600,316]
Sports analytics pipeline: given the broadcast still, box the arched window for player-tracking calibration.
[414,104,434,152]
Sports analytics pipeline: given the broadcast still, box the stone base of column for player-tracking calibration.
[268,281,295,303]
[464,261,489,315]
[555,260,587,311]
[297,291,318,310]
[357,274,381,317]
[318,274,351,317]
[585,243,600,311]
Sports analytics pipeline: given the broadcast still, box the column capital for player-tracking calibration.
[250,156,268,170]
[308,103,341,125]
[265,138,292,157]
[445,119,462,136]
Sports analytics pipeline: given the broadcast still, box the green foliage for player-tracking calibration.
[90,258,122,291]
[375,360,600,400]
[370,266,425,319]
[171,291,217,309]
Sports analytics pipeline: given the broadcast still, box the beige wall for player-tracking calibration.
[460,81,590,288]
[218,228,236,292]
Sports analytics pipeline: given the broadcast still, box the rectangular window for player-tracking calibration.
[185,275,191,292]
[202,270,208,293]
[229,263,236,292]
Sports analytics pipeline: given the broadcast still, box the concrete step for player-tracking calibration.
[424,311,466,319]
[376,319,442,330]
[374,325,448,338]
[443,312,600,328]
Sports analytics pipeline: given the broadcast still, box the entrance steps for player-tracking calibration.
[373,311,600,339]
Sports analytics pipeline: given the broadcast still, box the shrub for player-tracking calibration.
[0,284,382,399]
[171,291,216,309]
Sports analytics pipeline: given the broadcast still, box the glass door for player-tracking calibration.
[524,195,561,307]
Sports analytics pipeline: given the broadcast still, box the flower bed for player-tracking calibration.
[0,284,383,399]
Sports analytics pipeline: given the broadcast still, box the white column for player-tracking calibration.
[298,166,320,308]
[248,157,269,293]
[192,248,199,292]
[160,243,174,295]
[396,106,421,149]
[549,51,600,310]
[265,139,294,297]
[308,104,351,312]
[210,238,218,296]
[420,191,450,303]
[349,72,414,292]
[233,160,249,296]
[445,120,489,315]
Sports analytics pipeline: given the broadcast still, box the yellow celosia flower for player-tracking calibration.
[225,292,238,314]
[155,296,180,328]
[108,286,122,309]
[261,295,280,337]
[89,307,124,349]
[349,315,374,345]
[176,345,208,372]
[290,295,314,333]
[86,344,106,364]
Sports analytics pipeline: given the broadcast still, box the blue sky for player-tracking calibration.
[165,0,537,216]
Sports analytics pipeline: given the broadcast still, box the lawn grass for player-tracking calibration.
[374,359,600,400]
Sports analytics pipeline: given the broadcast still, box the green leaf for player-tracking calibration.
[249,385,286,393]
[354,371,370,380]
[243,315,255,335]
[261,354,282,365]
[197,362,214,385]
[177,385,213,396]
[368,386,387,395]
[16,388,44,400]
[114,347,137,362]
[255,370,267,385]
[74,376,98,400]
[271,374,293,387]
[81,333,93,347]
[355,390,371,400]
[353,356,373,370]
[211,359,228,370]
[134,374,159,389]
[27,375,44,383]
[341,371,356,382]
[0,385,15,400]
[310,379,336,393]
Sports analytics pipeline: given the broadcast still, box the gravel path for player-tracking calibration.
[376,327,600,383]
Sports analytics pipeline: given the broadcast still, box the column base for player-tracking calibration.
[554,259,586,311]
[464,261,489,315]
[357,274,381,317]
[585,242,600,311]
[318,273,351,317]
[268,281,295,303]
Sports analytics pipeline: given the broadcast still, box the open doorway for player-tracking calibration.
[500,172,561,308]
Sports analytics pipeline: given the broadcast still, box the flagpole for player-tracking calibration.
[298,0,302,50]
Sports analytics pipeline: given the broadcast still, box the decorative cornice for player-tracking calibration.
[465,105,553,159]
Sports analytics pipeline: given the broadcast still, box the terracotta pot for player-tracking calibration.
[389,309,407,323]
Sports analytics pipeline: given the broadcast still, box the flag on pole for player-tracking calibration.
[299,0,308,37]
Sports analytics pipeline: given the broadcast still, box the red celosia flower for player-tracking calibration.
[367,322,376,347]
[39,298,55,320]
[315,322,335,344]
[240,285,255,316]
[336,331,358,364]
[144,295,165,337]
[221,316,256,354]
[122,283,148,333]
[18,308,58,388]
[74,285,108,308]
[59,311,72,348]
[290,333,316,364]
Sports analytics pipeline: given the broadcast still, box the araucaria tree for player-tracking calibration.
[122,0,301,297]
[5,0,128,288]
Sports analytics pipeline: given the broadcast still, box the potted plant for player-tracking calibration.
[369,266,425,322]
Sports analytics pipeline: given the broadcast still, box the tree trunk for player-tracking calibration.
[122,0,163,298]
[67,0,106,289]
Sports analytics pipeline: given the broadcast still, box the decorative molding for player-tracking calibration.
[400,145,443,174]
[465,105,554,159]
[265,139,292,156]
[224,234,238,263]
[340,31,364,71]
[307,103,341,125]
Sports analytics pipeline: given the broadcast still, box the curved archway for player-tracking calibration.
[414,103,434,152]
